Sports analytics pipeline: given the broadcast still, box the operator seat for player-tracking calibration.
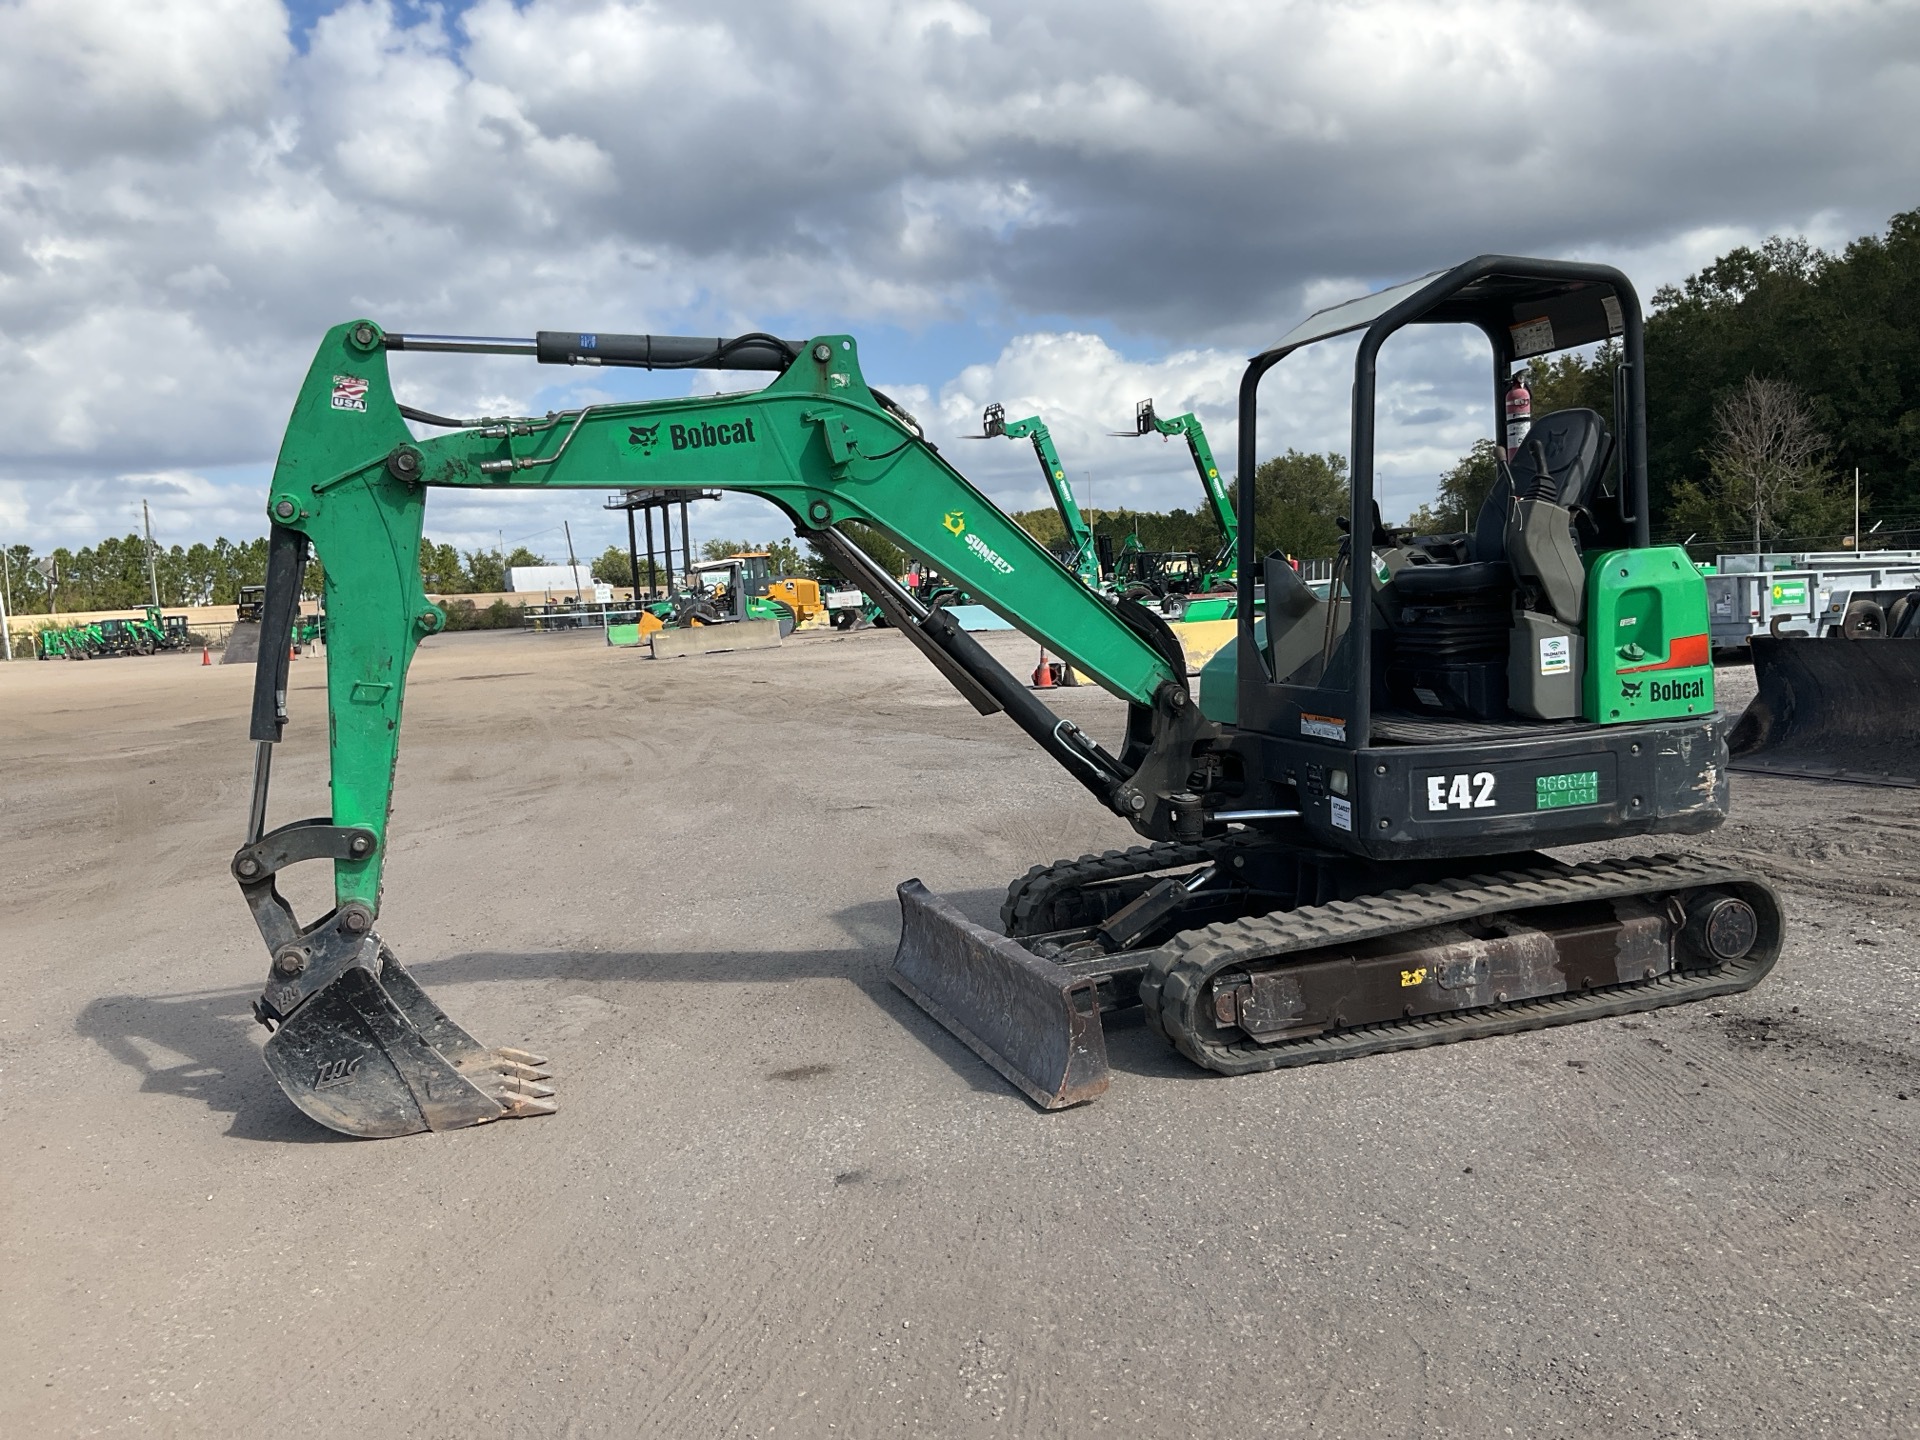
[1385,409,1612,720]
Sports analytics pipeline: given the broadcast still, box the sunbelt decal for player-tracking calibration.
[941,511,1015,575]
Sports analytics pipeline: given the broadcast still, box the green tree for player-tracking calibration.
[1251,450,1349,559]
[1640,211,1920,545]
[505,546,547,568]
[804,522,908,583]
[1407,440,1502,534]
[419,538,467,593]
[1523,344,1615,425]
[697,537,806,573]
[590,545,633,588]
[1668,374,1849,550]
[463,548,506,593]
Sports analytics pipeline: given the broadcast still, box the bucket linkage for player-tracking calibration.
[237,527,554,1138]
[234,801,555,1138]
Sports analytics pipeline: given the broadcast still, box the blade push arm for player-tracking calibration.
[980,404,1102,590]
[253,323,1207,925]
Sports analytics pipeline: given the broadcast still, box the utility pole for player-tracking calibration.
[1853,467,1861,552]
[0,560,11,661]
[142,499,161,608]
[563,520,583,601]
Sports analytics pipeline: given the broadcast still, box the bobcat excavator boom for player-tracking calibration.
[238,260,1783,1139]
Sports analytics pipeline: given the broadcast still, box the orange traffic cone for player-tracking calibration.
[201,644,211,666]
[1031,649,1054,688]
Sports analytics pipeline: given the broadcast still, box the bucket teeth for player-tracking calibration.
[481,1058,553,1082]
[495,1046,549,1068]
[496,1092,560,1119]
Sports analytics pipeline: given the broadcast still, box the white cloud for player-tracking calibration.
[0,0,1915,552]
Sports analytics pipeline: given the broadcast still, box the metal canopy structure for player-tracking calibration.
[1271,263,1627,360]
[602,487,721,598]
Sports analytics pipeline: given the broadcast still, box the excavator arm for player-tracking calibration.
[236,322,1215,1136]
[978,404,1102,590]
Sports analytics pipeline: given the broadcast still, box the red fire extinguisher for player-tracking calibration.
[1504,373,1532,457]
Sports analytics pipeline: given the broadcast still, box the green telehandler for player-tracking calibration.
[973,403,1103,591]
[1114,398,1238,614]
[233,257,1782,1138]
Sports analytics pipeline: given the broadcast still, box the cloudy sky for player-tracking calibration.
[2,0,1917,562]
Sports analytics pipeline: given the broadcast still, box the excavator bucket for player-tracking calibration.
[1729,635,1920,787]
[889,881,1109,1109]
[264,948,556,1138]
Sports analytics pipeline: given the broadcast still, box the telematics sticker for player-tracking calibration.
[1536,770,1599,809]
[331,374,369,412]
[1330,796,1352,831]
[1539,635,1571,675]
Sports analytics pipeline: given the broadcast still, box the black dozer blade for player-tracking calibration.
[220,621,261,665]
[1730,634,1920,787]
[889,880,1109,1109]
[264,949,555,1138]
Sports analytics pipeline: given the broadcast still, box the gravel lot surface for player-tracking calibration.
[2,628,1914,1437]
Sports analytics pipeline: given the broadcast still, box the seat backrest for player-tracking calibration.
[1508,408,1610,508]
[1469,468,1515,564]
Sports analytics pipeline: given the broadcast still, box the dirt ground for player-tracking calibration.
[2,627,1915,1438]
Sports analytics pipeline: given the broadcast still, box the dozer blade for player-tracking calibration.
[1730,635,1920,787]
[221,621,261,665]
[889,880,1109,1110]
[264,950,556,1139]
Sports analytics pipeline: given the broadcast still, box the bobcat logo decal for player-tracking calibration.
[1619,679,1644,700]
[628,423,661,454]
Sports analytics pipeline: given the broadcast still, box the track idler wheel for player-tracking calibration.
[263,945,555,1139]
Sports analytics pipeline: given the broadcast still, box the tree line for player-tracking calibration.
[0,535,310,617]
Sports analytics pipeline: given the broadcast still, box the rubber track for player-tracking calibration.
[1137,853,1782,1075]
[1000,833,1263,937]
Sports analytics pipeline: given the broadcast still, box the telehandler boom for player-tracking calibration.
[236,257,1783,1138]
[1118,399,1237,588]
[974,403,1103,590]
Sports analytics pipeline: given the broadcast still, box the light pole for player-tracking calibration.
[143,499,161,608]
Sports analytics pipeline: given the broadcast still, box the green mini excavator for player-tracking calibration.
[233,256,1783,1137]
